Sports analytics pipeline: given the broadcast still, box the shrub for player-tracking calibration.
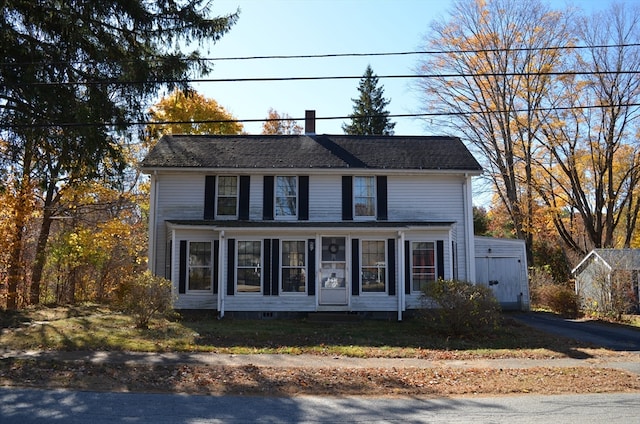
[117,270,173,329]
[535,283,579,318]
[421,279,501,336]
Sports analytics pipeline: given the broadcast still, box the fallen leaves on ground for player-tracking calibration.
[1,359,639,397]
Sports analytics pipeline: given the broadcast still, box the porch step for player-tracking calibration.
[306,312,362,323]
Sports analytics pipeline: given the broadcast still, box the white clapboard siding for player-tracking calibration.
[151,170,477,313]
[387,175,465,221]
[224,295,317,312]
[174,294,218,310]
[308,174,343,221]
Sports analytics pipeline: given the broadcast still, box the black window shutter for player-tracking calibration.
[376,176,388,220]
[263,176,274,220]
[227,239,235,295]
[307,239,316,296]
[299,176,309,221]
[388,239,396,296]
[351,238,360,296]
[271,239,280,296]
[179,240,187,294]
[263,239,272,295]
[213,240,219,295]
[166,240,172,280]
[404,240,411,294]
[239,175,250,220]
[204,176,215,219]
[342,176,353,220]
[437,240,445,280]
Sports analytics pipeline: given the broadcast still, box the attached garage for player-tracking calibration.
[474,236,529,310]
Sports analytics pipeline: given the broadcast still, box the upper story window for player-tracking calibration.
[411,241,436,292]
[275,176,297,218]
[354,176,376,218]
[217,176,238,218]
[188,241,212,292]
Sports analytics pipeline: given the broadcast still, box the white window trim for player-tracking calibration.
[359,239,388,295]
[216,175,239,220]
[187,240,213,293]
[235,239,263,295]
[353,176,376,220]
[280,239,307,295]
[274,175,298,220]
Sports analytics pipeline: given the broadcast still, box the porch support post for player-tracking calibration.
[463,174,476,283]
[397,230,405,321]
[217,229,226,318]
[148,171,158,272]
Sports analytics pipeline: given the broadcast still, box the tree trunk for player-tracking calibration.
[29,178,58,305]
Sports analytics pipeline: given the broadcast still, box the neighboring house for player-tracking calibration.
[572,249,640,313]
[141,112,523,319]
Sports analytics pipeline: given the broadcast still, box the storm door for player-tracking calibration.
[319,237,348,305]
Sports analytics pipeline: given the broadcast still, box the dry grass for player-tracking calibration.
[1,305,639,397]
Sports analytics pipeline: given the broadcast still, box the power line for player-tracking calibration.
[3,103,639,129]
[2,43,639,68]
[8,70,640,88]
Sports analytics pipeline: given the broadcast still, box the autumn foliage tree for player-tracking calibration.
[416,0,572,265]
[533,3,640,252]
[0,1,238,309]
[261,108,302,135]
[147,89,244,141]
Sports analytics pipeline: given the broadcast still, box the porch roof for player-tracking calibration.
[166,220,455,230]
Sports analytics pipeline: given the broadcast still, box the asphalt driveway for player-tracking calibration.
[512,312,640,352]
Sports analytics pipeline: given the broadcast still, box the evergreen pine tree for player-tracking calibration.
[342,65,396,135]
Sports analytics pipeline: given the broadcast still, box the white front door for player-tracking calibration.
[319,237,348,305]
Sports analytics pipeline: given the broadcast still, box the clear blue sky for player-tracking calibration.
[190,0,611,206]
[194,0,609,136]
[194,0,450,135]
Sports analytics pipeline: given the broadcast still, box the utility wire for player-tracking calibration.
[4,103,640,129]
[7,70,640,87]
[2,43,639,68]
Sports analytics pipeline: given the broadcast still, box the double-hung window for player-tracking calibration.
[361,240,386,293]
[275,176,297,219]
[188,242,212,291]
[354,176,375,218]
[281,240,306,293]
[217,176,238,218]
[237,241,261,293]
[411,241,436,292]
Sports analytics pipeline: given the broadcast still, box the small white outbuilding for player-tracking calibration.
[474,236,529,310]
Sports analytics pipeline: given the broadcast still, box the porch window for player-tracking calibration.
[188,242,212,291]
[354,176,375,218]
[411,241,436,292]
[281,240,306,293]
[237,240,261,293]
[217,176,238,218]
[361,240,386,293]
[275,176,297,218]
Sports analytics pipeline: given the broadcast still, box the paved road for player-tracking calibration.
[512,312,640,351]
[1,388,639,424]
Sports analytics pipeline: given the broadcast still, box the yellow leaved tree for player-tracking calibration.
[146,89,244,147]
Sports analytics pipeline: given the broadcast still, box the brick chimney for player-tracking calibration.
[305,110,316,135]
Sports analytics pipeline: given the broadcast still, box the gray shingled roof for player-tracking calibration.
[594,249,640,270]
[140,134,483,171]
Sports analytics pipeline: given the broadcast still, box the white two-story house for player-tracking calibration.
[141,115,486,319]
